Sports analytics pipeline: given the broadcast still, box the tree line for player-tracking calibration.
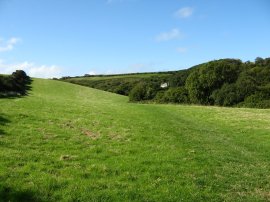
[61,57,270,109]
[0,70,31,97]
[129,57,270,108]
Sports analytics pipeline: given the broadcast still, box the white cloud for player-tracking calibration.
[174,7,194,19]
[0,37,21,52]
[0,60,62,78]
[87,71,96,75]
[176,47,187,53]
[155,28,183,42]
[28,65,61,78]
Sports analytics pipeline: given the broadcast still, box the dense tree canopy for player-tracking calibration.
[133,57,270,108]
[185,59,242,104]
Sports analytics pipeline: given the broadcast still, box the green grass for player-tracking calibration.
[0,79,270,201]
[66,73,172,81]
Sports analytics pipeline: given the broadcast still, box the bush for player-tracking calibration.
[129,83,147,102]
[243,92,270,108]
[154,91,166,103]
[162,87,189,103]
[113,83,133,95]
[211,83,239,106]
[129,81,160,102]
[11,70,31,94]
[0,70,31,96]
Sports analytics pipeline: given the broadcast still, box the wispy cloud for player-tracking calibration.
[0,60,62,78]
[176,47,187,53]
[174,7,194,19]
[0,37,21,52]
[155,28,183,42]
[28,65,62,78]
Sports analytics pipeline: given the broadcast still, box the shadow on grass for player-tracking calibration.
[0,115,10,135]
[0,186,41,202]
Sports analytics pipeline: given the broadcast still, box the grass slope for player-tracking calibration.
[65,73,172,81]
[0,79,270,201]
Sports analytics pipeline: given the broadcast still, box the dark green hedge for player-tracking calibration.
[0,70,31,97]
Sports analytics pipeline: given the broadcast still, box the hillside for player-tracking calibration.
[61,72,173,97]
[0,79,270,201]
[61,57,270,108]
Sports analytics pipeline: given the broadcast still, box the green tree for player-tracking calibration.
[211,83,239,106]
[129,83,147,102]
[185,59,242,105]
[163,87,189,103]
[255,57,264,66]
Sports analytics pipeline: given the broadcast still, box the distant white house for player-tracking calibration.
[160,82,169,88]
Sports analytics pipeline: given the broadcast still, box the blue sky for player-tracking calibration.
[0,0,269,78]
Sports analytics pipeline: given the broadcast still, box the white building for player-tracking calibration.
[160,82,169,88]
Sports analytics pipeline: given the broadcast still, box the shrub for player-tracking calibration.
[243,92,270,108]
[129,81,160,102]
[211,83,239,106]
[154,91,165,103]
[0,70,31,96]
[129,83,147,102]
[162,87,189,103]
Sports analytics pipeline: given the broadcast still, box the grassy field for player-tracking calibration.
[65,73,172,81]
[0,79,270,201]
